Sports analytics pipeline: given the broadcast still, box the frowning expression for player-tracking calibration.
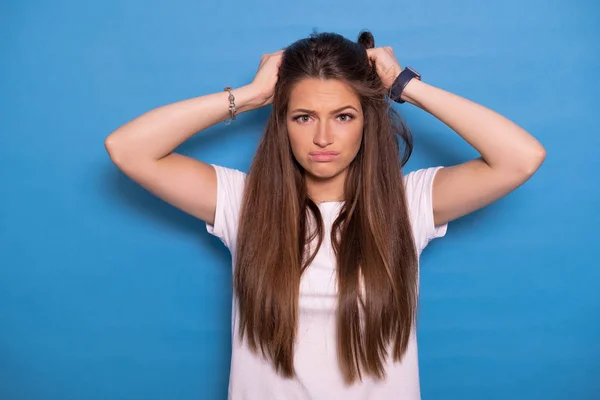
[287,78,364,180]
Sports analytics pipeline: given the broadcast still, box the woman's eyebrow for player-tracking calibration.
[290,105,359,114]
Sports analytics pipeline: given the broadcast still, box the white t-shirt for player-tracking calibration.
[206,164,448,400]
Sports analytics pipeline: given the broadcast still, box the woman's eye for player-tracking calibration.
[293,115,311,123]
[337,113,354,122]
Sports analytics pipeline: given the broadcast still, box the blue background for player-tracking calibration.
[1,1,598,399]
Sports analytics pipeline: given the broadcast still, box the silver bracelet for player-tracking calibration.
[224,86,237,125]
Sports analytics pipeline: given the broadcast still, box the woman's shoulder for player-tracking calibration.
[403,166,444,195]
[210,164,247,186]
[403,166,448,249]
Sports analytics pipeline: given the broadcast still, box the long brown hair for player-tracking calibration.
[234,30,418,384]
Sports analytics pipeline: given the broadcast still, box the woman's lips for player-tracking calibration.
[309,151,339,162]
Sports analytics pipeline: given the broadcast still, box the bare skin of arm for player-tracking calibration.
[104,51,283,225]
[401,79,546,226]
[367,46,546,226]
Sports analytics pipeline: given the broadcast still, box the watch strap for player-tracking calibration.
[390,66,421,103]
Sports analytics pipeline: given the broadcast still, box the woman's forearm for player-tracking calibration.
[105,84,265,163]
[401,79,546,174]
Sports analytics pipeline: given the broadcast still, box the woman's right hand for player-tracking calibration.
[249,50,284,106]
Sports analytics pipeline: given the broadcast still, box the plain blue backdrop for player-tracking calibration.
[1,0,598,399]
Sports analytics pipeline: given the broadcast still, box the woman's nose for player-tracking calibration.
[313,122,333,147]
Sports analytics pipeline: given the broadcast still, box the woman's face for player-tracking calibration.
[286,78,364,182]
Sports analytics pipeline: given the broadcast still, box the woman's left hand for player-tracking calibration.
[366,47,403,88]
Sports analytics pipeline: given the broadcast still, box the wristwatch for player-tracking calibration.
[390,66,421,103]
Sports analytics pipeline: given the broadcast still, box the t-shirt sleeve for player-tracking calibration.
[403,166,448,253]
[205,164,247,250]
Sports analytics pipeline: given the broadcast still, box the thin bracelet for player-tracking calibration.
[224,86,237,125]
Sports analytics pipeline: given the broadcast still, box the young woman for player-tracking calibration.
[105,31,545,400]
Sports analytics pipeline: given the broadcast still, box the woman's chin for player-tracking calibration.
[305,164,346,180]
